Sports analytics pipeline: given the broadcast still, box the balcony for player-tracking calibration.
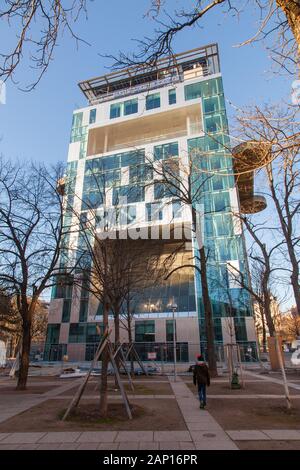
[232,141,270,214]
[87,103,202,155]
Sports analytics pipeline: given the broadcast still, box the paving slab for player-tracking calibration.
[179,442,196,450]
[0,444,20,450]
[1,432,46,444]
[139,442,159,450]
[76,443,99,450]
[39,432,81,443]
[37,443,61,450]
[187,421,223,431]
[118,442,139,450]
[0,433,10,442]
[77,431,117,443]
[98,443,119,450]
[154,431,192,442]
[226,430,271,441]
[116,431,153,442]
[159,442,181,450]
[190,430,232,442]
[16,444,39,450]
[262,429,300,440]
[194,440,238,450]
[59,443,80,450]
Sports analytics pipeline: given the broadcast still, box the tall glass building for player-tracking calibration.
[45,44,260,363]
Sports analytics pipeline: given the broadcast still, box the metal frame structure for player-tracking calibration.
[78,44,220,105]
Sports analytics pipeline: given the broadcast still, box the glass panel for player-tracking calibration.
[124,98,138,115]
[172,200,181,218]
[135,320,155,342]
[154,142,179,161]
[89,108,96,124]
[234,317,247,341]
[168,89,176,105]
[79,300,88,322]
[184,82,202,100]
[62,299,71,323]
[110,103,122,119]
[166,319,177,341]
[146,93,160,110]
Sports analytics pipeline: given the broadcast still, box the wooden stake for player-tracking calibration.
[275,333,292,410]
[62,331,110,421]
[108,344,132,420]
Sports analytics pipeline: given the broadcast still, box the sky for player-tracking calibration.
[0,1,295,307]
[0,1,291,165]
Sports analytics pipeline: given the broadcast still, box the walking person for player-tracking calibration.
[193,354,210,409]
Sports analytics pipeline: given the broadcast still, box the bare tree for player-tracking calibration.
[236,105,300,318]
[0,291,48,356]
[111,1,299,74]
[0,158,69,389]
[0,0,88,89]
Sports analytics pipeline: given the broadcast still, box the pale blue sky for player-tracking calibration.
[0,1,290,165]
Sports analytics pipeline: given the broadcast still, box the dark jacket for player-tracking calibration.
[193,361,210,386]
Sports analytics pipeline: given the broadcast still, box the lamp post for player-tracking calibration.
[169,303,177,382]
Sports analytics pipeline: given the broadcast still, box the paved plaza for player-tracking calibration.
[0,371,300,450]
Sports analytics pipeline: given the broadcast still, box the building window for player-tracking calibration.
[113,185,145,205]
[184,82,202,101]
[110,103,122,119]
[234,317,248,342]
[172,200,181,219]
[146,93,160,110]
[146,203,163,222]
[69,323,86,343]
[62,299,71,323]
[124,98,138,115]
[166,319,177,342]
[89,108,96,124]
[46,324,60,344]
[154,142,179,161]
[135,320,155,342]
[168,89,176,105]
[79,300,88,322]
[129,164,152,183]
[127,205,136,224]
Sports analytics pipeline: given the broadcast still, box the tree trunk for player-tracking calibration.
[199,246,218,376]
[191,206,217,376]
[16,318,31,390]
[99,301,109,417]
[127,316,134,375]
[259,304,267,353]
[277,0,300,58]
[114,306,120,387]
[263,290,276,338]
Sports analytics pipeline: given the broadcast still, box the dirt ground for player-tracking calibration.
[59,381,172,396]
[0,385,57,394]
[186,381,300,396]
[206,398,300,430]
[0,398,186,432]
[236,441,300,450]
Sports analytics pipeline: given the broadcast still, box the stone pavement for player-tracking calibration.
[0,378,82,424]
[168,376,238,450]
[1,374,300,450]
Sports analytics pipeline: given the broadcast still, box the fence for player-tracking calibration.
[42,341,259,364]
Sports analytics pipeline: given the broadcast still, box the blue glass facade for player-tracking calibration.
[186,76,254,354]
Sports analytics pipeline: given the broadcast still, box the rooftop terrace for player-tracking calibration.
[79,44,220,105]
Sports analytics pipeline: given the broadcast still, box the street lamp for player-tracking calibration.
[169,302,178,382]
